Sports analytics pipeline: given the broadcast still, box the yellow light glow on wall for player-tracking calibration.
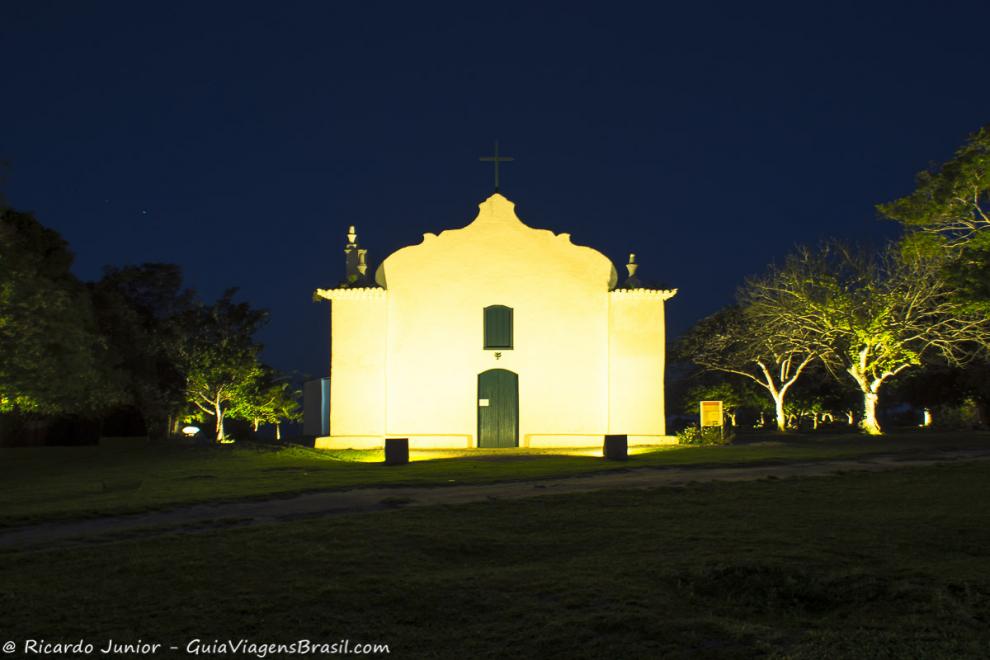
[315,194,676,451]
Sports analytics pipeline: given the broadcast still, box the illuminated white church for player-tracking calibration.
[313,193,676,450]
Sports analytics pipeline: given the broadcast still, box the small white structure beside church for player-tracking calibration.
[314,193,676,450]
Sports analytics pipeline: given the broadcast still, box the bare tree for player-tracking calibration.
[678,304,817,432]
[747,243,990,435]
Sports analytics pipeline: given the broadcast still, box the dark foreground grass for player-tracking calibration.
[0,431,987,526]
[2,462,989,658]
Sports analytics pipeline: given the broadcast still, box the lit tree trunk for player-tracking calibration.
[757,411,766,428]
[710,356,812,435]
[167,414,182,437]
[755,359,808,433]
[860,390,881,435]
[727,411,737,427]
[848,358,910,436]
[252,419,260,432]
[848,350,884,435]
[773,394,786,432]
[275,422,282,441]
[812,414,819,431]
[846,410,855,425]
[214,400,225,441]
[923,408,933,427]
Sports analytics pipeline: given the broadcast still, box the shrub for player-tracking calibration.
[677,425,733,446]
[931,399,985,430]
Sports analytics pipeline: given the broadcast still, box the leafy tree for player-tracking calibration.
[891,359,990,428]
[175,290,267,441]
[91,264,194,438]
[269,385,302,440]
[748,242,990,435]
[229,370,301,440]
[879,125,990,314]
[878,125,990,252]
[678,302,817,432]
[957,360,990,426]
[0,208,123,415]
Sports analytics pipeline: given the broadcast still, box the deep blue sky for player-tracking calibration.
[3,1,989,379]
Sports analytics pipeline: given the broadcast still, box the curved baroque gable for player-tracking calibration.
[375,194,618,290]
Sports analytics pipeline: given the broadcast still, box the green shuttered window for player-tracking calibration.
[483,305,513,349]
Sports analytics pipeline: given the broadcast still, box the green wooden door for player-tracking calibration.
[477,369,518,448]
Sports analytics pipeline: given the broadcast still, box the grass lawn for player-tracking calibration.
[0,430,987,527]
[1,461,988,658]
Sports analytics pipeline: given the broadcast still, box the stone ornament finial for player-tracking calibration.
[626,253,638,279]
[344,225,368,285]
[357,249,368,277]
[623,252,643,289]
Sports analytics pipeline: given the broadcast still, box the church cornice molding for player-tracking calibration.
[314,287,387,301]
[609,288,678,301]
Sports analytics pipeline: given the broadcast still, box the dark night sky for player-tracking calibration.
[3,1,989,380]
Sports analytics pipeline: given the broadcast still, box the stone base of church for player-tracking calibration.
[314,436,382,450]
[315,434,677,450]
[524,434,677,448]
[315,435,474,450]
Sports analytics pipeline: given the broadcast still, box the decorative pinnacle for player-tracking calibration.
[626,253,638,278]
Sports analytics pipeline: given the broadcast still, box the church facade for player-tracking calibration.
[314,194,676,450]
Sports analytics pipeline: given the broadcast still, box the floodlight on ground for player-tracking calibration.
[384,438,410,465]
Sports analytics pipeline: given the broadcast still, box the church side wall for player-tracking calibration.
[608,292,667,437]
[327,296,386,442]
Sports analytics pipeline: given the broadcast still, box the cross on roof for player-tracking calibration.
[479,140,514,192]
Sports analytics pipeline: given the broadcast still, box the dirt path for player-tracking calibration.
[3,449,989,550]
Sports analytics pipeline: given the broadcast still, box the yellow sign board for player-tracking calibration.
[700,400,723,427]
